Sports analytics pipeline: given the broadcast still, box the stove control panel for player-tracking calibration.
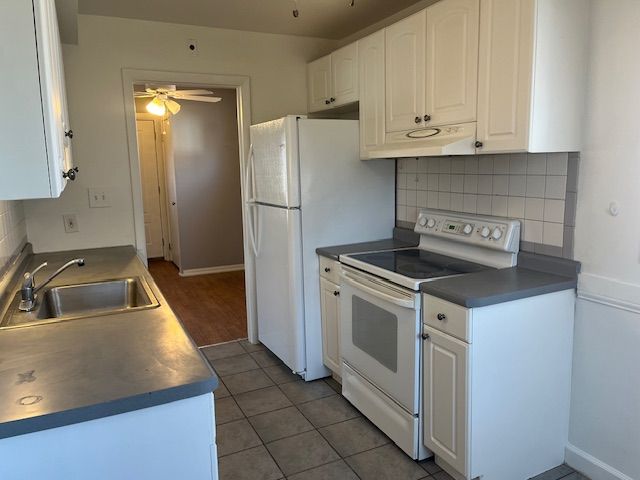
[415,209,521,253]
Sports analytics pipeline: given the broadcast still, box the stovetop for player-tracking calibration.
[341,248,494,290]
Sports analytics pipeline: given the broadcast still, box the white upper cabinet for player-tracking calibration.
[476,0,588,153]
[425,0,479,127]
[0,0,74,200]
[308,55,332,113]
[385,10,426,133]
[358,30,386,159]
[307,43,358,112]
[331,43,359,107]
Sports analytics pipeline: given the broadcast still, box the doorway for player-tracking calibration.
[124,71,256,347]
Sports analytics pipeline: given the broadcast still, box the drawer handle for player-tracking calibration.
[333,291,340,297]
[324,267,331,273]
[422,333,430,340]
[437,313,446,321]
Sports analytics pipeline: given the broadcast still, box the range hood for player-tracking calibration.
[368,122,477,159]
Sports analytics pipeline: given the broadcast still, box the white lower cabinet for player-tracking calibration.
[422,291,576,480]
[319,257,341,375]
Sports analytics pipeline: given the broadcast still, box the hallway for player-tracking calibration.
[148,259,247,346]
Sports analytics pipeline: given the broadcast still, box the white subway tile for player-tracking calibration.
[397,189,407,205]
[450,193,464,211]
[509,153,527,174]
[451,158,466,174]
[543,199,565,223]
[438,174,451,191]
[428,158,440,173]
[545,176,567,199]
[526,175,546,198]
[417,173,429,190]
[477,175,493,195]
[397,173,407,189]
[406,207,418,223]
[463,194,477,213]
[493,155,510,174]
[417,190,428,208]
[524,220,543,243]
[526,153,547,175]
[525,198,545,221]
[477,195,492,215]
[492,196,508,217]
[492,175,509,195]
[465,157,479,174]
[397,205,407,221]
[427,174,439,191]
[417,158,429,173]
[478,155,494,174]
[427,191,439,208]
[406,189,417,207]
[508,196,525,218]
[439,158,451,173]
[405,158,418,173]
[464,175,478,194]
[546,153,568,175]
[543,222,564,247]
[438,192,451,210]
[451,175,464,193]
[508,175,527,196]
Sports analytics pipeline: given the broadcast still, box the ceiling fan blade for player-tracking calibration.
[134,93,155,97]
[166,99,181,115]
[172,89,213,96]
[173,95,222,103]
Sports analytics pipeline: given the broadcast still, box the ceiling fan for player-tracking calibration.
[134,85,222,116]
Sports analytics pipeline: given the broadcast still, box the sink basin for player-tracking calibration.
[0,277,160,329]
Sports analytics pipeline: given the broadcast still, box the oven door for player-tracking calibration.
[340,266,421,413]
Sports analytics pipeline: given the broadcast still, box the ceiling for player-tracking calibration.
[78,0,426,39]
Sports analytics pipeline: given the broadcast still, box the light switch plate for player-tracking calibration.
[88,188,112,208]
[63,214,79,233]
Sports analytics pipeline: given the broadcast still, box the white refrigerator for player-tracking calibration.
[246,116,394,381]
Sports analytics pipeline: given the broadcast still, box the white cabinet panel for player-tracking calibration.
[308,55,332,112]
[423,326,470,477]
[385,10,426,133]
[0,0,74,199]
[425,0,479,127]
[331,43,358,107]
[358,30,386,159]
[320,277,341,374]
[476,0,535,152]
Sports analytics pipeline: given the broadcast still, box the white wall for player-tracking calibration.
[25,14,337,253]
[568,2,640,479]
[0,201,27,275]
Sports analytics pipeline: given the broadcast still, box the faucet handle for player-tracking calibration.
[23,262,48,287]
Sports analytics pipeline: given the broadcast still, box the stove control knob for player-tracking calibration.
[463,224,473,235]
[418,217,428,227]
[426,218,436,228]
[491,227,503,240]
[480,226,491,238]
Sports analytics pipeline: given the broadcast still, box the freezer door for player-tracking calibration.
[250,116,301,208]
[255,204,306,374]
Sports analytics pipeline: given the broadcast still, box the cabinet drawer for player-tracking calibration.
[319,256,341,283]
[423,295,471,342]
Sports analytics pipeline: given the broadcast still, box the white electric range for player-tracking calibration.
[338,209,521,460]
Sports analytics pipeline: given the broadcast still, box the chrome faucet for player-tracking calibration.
[19,258,85,312]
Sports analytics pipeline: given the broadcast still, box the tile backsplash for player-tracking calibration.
[0,201,27,277]
[396,153,579,259]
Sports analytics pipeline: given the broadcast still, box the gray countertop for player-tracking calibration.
[316,238,417,260]
[420,266,577,308]
[0,246,218,439]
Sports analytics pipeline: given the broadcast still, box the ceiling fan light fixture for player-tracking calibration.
[146,97,166,116]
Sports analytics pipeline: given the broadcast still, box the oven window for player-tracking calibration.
[352,296,398,372]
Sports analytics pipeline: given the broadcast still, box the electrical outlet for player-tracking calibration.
[186,38,198,55]
[88,188,112,208]
[63,214,79,233]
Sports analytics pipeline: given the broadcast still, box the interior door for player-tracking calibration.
[163,120,181,268]
[136,120,164,258]
[385,10,426,133]
[425,0,480,127]
[423,326,470,477]
[255,204,305,374]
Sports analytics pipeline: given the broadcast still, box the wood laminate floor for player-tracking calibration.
[148,259,247,346]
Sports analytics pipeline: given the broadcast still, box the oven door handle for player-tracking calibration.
[341,270,416,309]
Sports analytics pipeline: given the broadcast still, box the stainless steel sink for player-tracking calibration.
[0,277,159,329]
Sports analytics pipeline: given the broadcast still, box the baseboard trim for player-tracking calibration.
[179,264,244,277]
[565,443,634,480]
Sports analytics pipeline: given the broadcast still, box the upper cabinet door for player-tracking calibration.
[358,31,386,159]
[425,0,479,127]
[331,43,358,107]
[476,0,535,152]
[308,55,332,113]
[385,10,426,133]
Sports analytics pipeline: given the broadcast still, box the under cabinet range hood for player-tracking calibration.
[368,122,477,159]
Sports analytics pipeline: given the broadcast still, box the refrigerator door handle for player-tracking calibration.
[245,144,256,203]
[246,203,259,257]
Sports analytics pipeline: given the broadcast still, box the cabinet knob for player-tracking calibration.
[414,116,422,124]
[62,166,79,181]
[324,267,331,273]
[437,313,446,321]
[64,130,74,139]
[330,97,336,103]
[423,114,431,122]
[422,333,430,340]
[333,291,340,297]
[325,99,331,105]
[475,141,483,148]
[171,201,176,206]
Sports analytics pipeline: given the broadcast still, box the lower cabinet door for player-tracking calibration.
[423,325,470,477]
[320,277,341,373]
